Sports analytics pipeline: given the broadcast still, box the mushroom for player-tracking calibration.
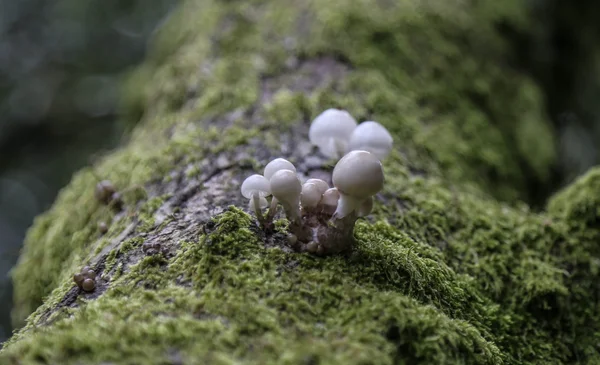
[305,178,329,195]
[347,121,393,160]
[95,180,116,204]
[320,187,340,215]
[264,158,296,180]
[240,174,271,222]
[82,278,96,292]
[270,169,302,222]
[331,150,384,219]
[300,183,322,211]
[74,266,96,292]
[263,158,298,220]
[309,108,357,159]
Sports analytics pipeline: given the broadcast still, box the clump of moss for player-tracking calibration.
[3,0,599,364]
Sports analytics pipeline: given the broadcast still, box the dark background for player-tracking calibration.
[2,0,600,344]
[0,0,176,342]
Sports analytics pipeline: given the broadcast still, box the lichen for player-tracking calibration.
[2,0,598,364]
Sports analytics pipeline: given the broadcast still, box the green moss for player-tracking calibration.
[4,0,599,364]
[103,249,118,274]
[263,89,310,128]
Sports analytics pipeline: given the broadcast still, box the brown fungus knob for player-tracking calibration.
[95,180,116,204]
[73,273,84,287]
[98,222,108,234]
[109,192,123,211]
[82,278,96,292]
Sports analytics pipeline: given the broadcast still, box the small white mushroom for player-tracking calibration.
[270,169,302,222]
[300,183,322,210]
[305,178,329,195]
[347,121,393,160]
[241,174,272,222]
[320,187,340,215]
[331,150,384,219]
[264,158,296,180]
[356,196,374,217]
[309,108,358,159]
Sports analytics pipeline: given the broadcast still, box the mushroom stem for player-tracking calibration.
[326,138,346,160]
[331,194,363,220]
[251,193,268,227]
[281,201,301,226]
[265,197,279,223]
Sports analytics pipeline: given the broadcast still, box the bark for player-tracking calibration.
[2,0,600,364]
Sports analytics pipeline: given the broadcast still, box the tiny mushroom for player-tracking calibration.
[300,183,322,211]
[331,150,384,219]
[95,180,116,204]
[264,158,296,180]
[319,187,340,215]
[82,278,96,292]
[305,178,329,195]
[270,169,302,222]
[241,174,271,217]
[309,108,357,159]
[74,266,96,292]
[347,121,393,160]
[98,221,108,235]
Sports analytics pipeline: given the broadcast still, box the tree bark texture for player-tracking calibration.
[2,0,600,364]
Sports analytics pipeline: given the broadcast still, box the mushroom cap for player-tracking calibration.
[82,278,96,292]
[320,187,340,208]
[305,178,329,195]
[348,121,393,160]
[264,158,296,180]
[300,183,322,209]
[309,108,357,158]
[270,169,302,203]
[332,150,384,199]
[241,174,271,199]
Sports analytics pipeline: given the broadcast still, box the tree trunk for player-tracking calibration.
[2,0,600,364]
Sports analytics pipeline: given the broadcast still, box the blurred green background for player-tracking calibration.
[0,0,176,342]
[2,0,600,345]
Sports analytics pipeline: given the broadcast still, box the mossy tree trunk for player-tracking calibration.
[2,0,600,364]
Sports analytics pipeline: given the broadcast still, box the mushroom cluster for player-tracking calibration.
[309,108,393,160]
[240,108,392,255]
[241,151,385,255]
[73,266,96,292]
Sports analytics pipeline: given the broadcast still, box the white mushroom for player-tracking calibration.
[305,178,329,195]
[347,121,393,160]
[331,150,384,219]
[264,158,296,180]
[320,187,340,215]
[308,108,357,159]
[240,174,272,220]
[300,183,322,211]
[270,169,302,222]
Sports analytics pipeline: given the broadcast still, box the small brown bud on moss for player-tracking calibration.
[73,273,84,286]
[82,278,96,292]
[109,192,123,211]
[95,180,116,204]
[98,222,108,234]
[142,241,162,256]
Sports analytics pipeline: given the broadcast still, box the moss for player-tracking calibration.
[3,0,599,364]
[263,89,310,128]
[138,195,169,232]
